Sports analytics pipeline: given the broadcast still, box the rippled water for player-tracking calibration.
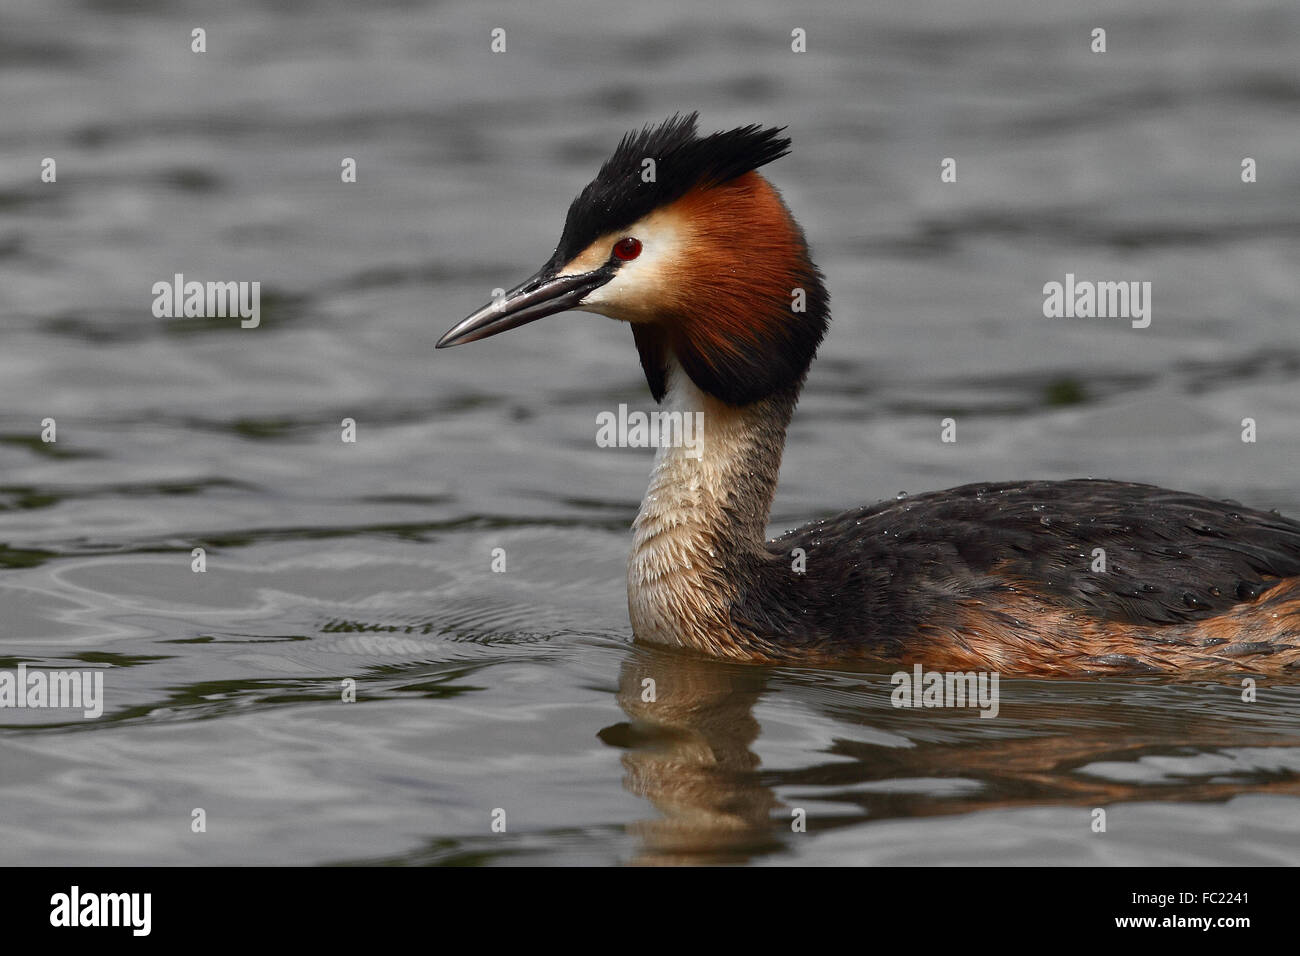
[2,0,1299,865]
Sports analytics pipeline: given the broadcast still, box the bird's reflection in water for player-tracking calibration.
[598,647,781,864]
[600,644,1300,865]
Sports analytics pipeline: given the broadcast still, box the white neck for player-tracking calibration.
[626,361,793,654]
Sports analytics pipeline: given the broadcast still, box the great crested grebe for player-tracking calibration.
[437,113,1300,676]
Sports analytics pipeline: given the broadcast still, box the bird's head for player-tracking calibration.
[437,113,829,406]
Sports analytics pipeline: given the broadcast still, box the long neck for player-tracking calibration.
[627,360,798,655]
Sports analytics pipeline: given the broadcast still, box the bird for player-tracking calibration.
[437,112,1300,676]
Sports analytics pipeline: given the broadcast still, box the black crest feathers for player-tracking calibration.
[549,112,792,266]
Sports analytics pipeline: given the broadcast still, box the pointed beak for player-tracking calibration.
[436,265,613,348]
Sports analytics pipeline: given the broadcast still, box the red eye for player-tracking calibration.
[613,237,642,261]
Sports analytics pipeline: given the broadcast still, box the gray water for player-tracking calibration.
[2,0,1299,865]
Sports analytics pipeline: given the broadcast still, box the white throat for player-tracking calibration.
[626,361,789,654]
